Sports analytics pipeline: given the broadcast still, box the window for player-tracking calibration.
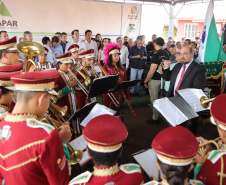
[184,24,198,39]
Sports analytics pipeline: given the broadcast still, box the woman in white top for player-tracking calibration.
[98,38,108,66]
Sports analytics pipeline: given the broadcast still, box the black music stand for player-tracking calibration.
[87,75,119,100]
[68,102,97,122]
[111,80,141,122]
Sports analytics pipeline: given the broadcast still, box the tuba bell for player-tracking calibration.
[17,41,45,72]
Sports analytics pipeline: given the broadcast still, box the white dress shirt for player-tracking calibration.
[65,41,86,53]
[120,45,129,68]
[173,60,193,95]
[83,40,98,60]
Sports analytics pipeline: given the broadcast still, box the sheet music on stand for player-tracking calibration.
[177,88,209,112]
[69,135,91,166]
[153,98,188,126]
[132,149,163,180]
[80,103,116,127]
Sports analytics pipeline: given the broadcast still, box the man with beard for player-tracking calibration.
[162,45,206,134]
[162,45,206,97]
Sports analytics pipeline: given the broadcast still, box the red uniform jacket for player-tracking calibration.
[69,163,144,185]
[102,65,130,116]
[196,150,226,185]
[0,113,69,185]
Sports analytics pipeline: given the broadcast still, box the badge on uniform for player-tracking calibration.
[0,125,12,143]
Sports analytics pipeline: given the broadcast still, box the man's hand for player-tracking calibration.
[163,60,171,68]
[69,79,77,87]
[140,56,146,60]
[194,148,207,164]
[132,55,140,59]
[59,125,72,143]
[144,83,148,88]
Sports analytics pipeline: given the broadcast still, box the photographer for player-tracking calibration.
[144,37,168,124]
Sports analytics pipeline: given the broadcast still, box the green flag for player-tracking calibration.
[217,30,226,61]
[198,0,220,62]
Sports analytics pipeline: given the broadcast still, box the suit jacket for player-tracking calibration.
[163,61,207,97]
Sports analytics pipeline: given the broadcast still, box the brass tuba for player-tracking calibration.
[17,41,45,72]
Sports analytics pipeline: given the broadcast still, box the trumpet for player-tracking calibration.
[93,60,119,107]
[41,114,83,165]
[49,102,67,122]
[17,41,45,72]
[200,96,215,108]
[198,137,220,156]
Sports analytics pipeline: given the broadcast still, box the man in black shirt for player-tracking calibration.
[144,37,169,124]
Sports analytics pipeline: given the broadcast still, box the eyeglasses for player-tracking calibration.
[6,51,20,54]
[177,52,190,56]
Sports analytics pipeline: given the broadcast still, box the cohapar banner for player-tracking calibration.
[0,0,141,43]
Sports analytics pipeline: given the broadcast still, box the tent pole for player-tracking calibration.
[169,4,174,40]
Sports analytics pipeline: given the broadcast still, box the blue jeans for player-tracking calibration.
[130,68,144,94]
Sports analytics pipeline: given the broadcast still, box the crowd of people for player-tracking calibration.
[0,29,225,185]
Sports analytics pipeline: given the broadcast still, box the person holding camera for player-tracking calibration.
[144,37,168,124]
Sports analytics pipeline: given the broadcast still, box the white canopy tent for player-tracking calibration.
[87,0,222,39]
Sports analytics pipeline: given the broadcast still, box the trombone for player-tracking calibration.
[40,113,83,165]
[67,69,89,96]
[17,41,45,72]
[93,60,119,107]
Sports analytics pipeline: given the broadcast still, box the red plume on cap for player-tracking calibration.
[103,42,121,65]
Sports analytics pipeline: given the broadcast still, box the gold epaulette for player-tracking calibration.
[120,163,141,174]
[26,118,55,134]
[207,150,226,164]
[69,171,92,185]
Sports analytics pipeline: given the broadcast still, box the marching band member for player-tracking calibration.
[144,126,203,185]
[70,115,144,185]
[55,53,78,136]
[68,44,80,66]
[0,70,71,185]
[37,46,55,70]
[0,36,20,66]
[76,49,97,111]
[102,42,130,116]
[195,94,226,185]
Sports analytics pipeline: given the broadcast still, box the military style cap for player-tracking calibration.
[108,46,121,55]
[0,63,23,72]
[0,36,17,50]
[43,46,48,54]
[0,71,21,87]
[210,94,226,131]
[7,70,59,95]
[55,53,72,64]
[68,44,79,53]
[152,126,199,166]
[83,115,128,153]
[79,49,94,58]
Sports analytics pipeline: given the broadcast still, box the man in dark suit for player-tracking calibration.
[162,45,206,134]
[163,45,206,97]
